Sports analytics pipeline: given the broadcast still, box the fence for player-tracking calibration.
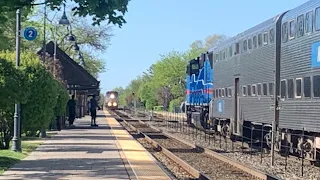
[141,110,320,178]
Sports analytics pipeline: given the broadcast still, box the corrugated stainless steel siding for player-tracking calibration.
[239,97,274,124]
[237,42,276,124]
[211,27,276,121]
[280,0,320,132]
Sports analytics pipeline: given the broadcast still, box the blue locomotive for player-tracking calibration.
[185,53,213,129]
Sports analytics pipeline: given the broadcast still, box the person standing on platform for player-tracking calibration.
[90,95,98,126]
[67,95,76,127]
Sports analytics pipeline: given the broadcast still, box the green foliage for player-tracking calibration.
[0,140,41,174]
[0,5,113,78]
[0,58,27,149]
[116,34,225,111]
[0,0,130,27]
[54,83,69,116]
[169,97,184,112]
[0,51,68,145]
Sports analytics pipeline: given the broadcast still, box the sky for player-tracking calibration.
[98,0,308,93]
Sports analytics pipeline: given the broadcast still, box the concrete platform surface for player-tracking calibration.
[0,110,171,180]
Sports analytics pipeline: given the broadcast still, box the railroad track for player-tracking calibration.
[123,110,320,180]
[111,109,279,180]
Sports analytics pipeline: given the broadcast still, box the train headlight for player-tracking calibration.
[110,94,115,99]
[107,102,112,106]
[113,102,117,106]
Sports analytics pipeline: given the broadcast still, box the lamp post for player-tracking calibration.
[11,8,22,152]
[54,3,70,65]
[11,3,71,150]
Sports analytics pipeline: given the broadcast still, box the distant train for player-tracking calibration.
[104,91,119,110]
[184,0,320,161]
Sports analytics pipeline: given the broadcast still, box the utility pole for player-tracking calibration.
[40,3,47,138]
[271,25,281,165]
[12,8,22,152]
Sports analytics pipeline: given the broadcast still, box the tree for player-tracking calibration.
[116,34,226,112]
[0,7,33,51]
[0,0,130,27]
[0,6,112,77]
[0,51,67,139]
[0,58,27,149]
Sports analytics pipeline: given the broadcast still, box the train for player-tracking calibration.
[104,91,119,110]
[183,0,320,162]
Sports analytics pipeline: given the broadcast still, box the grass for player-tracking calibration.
[0,136,45,175]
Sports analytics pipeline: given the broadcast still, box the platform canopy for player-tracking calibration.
[37,41,100,96]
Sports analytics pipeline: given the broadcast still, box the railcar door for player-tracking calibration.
[233,78,241,135]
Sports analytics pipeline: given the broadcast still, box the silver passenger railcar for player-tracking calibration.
[278,0,320,161]
[208,0,320,161]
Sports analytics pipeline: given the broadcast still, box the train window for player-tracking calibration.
[289,20,295,39]
[304,76,311,98]
[242,86,247,96]
[222,88,225,97]
[223,50,226,60]
[269,28,275,43]
[295,78,302,98]
[229,46,233,57]
[216,89,219,98]
[305,11,313,34]
[247,85,252,96]
[281,80,286,99]
[219,51,222,61]
[282,22,288,43]
[297,15,304,38]
[257,84,262,96]
[228,88,232,97]
[258,34,262,47]
[263,83,267,96]
[219,89,222,97]
[269,82,274,96]
[248,38,252,50]
[225,88,228,97]
[263,32,268,45]
[316,7,320,31]
[313,75,320,97]
[213,89,215,98]
[287,79,294,99]
[235,42,240,55]
[252,85,256,96]
[243,40,247,52]
[253,36,257,49]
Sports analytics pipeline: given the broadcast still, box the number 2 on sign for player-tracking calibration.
[28,30,33,37]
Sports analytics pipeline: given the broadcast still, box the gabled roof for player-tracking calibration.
[37,41,99,88]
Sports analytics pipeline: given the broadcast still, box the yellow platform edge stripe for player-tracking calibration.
[103,110,171,180]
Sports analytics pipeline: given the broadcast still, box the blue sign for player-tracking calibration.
[216,100,224,113]
[311,41,320,68]
[23,27,38,41]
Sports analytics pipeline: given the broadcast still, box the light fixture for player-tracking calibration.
[58,4,70,25]
[68,33,76,41]
[74,43,79,51]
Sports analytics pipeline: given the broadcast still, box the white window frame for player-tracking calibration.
[252,84,257,96]
[242,86,247,97]
[281,79,287,99]
[263,32,268,45]
[295,78,302,99]
[257,83,262,96]
[228,87,232,97]
[289,19,296,40]
[221,88,225,97]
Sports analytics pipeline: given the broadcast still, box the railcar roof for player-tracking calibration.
[282,0,319,21]
[208,14,282,52]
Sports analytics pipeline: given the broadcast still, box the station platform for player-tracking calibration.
[0,111,171,180]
